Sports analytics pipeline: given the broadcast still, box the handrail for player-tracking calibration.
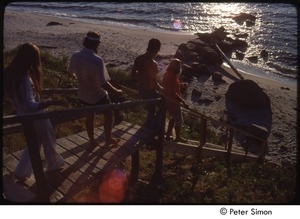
[182,105,267,143]
[3,85,267,201]
[3,95,165,202]
[119,85,267,144]
[120,84,268,167]
[3,98,162,126]
[42,88,77,95]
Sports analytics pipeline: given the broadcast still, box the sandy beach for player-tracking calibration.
[3,9,298,165]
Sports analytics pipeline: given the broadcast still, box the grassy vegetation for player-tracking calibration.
[124,151,297,203]
[3,47,297,204]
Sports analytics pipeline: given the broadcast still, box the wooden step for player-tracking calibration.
[164,140,259,161]
[2,121,156,203]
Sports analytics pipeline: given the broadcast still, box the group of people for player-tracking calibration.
[3,30,189,182]
[131,37,189,142]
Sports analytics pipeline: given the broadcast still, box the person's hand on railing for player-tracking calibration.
[156,84,164,93]
[102,82,123,96]
[180,82,188,90]
[115,88,123,95]
[182,101,189,109]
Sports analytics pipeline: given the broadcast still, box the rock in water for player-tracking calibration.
[232,13,256,24]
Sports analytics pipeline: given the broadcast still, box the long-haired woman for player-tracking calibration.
[4,43,66,181]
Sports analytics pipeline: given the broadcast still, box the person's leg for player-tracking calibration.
[98,95,119,146]
[36,119,65,171]
[166,117,175,140]
[86,112,98,146]
[14,148,33,180]
[103,110,119,146]
[144,104,156,128]
[139,90,160,128]
[174,125,187,143]
[174,124,183,141]
[173,106,187,143]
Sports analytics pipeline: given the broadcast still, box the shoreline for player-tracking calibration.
[3,9,298,165]
[3,9,196,60]
[4,9,297,87]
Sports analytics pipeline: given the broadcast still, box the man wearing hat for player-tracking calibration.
[68,31,123,147]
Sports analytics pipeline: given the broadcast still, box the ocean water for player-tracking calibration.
[5,2,298,84]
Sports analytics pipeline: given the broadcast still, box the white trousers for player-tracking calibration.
[14,119,65,178]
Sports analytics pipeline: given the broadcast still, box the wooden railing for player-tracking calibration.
[119,85,268,163]
[182,106,268,162]
[3,91,166,202]
[3,86,268,201]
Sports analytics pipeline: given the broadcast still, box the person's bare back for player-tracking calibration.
[132,53,158,91]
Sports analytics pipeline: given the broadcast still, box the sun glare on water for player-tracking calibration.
[207,3,244,15]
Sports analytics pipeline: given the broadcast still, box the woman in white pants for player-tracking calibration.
[4,43,66,181]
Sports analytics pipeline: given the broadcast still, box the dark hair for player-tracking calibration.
[146,38,161,53]
[4,43,42,100]
[83,31,101,49]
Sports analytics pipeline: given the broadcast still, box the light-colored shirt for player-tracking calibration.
[8,74,41,115]
[68,48,110,104]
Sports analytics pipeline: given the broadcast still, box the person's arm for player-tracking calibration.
[155,82,164,93]
[175,93,189,108]
[131,59,139,79]
[18,77,67,113]
[153,62,163,92]
[98,60,123,95]
[102,82,123,95]
[168,76,188,108]
[69,72,77,80]
[67,54,78,79]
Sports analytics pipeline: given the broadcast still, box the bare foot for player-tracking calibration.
[165,135,173,141]
[15,175,28,183]
[105,138,120,147]
[174,137,188,143]
[89,140,100,147]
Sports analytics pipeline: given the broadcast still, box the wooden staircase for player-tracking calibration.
[164,139,259,162]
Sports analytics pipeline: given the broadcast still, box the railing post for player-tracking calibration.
[22,119,50,202]
[130,151,139,185]
[258,140,268,163]
[198,116,207,160]
[154,98,166,184]
[226,128,234,170]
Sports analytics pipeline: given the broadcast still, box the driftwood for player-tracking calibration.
[214,43,244,80]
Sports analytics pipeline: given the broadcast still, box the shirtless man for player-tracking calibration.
[131,38,163,128]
